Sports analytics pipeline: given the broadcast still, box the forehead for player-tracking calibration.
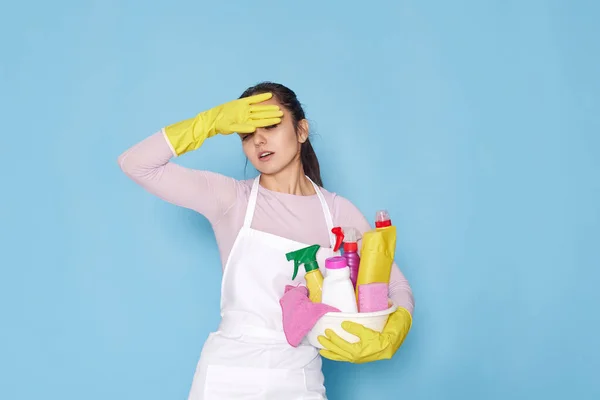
[253,95,283,109]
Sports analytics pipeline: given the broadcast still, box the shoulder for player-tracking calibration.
[319,187,372,231]
[203,173,253,198]
[235,177,256,200]
[318,186,359,212]
[211,177,253,226]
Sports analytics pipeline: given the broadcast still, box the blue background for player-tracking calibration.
[1,1,599,399]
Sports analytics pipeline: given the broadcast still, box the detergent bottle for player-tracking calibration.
[286,244,325,303]
[331,226,362,289]
[355,210,397,307]
[375,210,397,270]
[321,256,358,313]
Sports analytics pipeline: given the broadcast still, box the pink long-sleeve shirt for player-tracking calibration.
[118,131,414,314]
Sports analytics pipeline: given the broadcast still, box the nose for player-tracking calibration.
[252,129,267,146]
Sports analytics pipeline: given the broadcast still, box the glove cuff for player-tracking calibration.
[162,107,220,156]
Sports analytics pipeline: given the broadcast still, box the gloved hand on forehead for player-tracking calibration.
[163,92,283,156]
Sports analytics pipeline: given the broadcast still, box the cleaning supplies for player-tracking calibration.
[279,285,340,347]
[286,244,325,303]
[163,92,282,156]
[321,257,358,313]
[355,210,397,311]
[331,227,362,289]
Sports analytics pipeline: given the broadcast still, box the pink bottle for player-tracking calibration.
[331,227,362,289]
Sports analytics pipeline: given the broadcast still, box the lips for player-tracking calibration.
[258,151,274,161]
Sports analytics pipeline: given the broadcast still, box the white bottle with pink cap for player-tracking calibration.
[321,256,358,313]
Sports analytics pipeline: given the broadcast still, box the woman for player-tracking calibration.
[118,82,414,399]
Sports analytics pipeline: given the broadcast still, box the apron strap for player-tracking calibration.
[243,175,337,249]
[306,177,337,249]
[242,176,261,229]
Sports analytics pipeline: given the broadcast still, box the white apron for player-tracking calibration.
[187,175,339,400]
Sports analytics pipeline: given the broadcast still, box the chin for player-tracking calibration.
[254,166,281,176]
[251,161,285,176]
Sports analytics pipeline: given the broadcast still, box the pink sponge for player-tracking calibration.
[358,282,389,312]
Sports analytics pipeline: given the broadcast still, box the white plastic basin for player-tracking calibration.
[306,302,397,349]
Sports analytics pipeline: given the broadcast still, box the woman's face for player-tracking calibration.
[239,96,308,175]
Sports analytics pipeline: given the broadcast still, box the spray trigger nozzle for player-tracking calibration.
[285,244,321,280]
[331,227,361,252]
[332,227,344,252]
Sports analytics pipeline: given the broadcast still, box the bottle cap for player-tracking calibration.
[343,242,358,252]
[375,209,392,228]
[342,227,360,252]
[325,256,347,270]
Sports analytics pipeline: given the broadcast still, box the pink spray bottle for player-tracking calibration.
[331,227,362,289]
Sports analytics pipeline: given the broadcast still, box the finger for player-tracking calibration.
[249,105,280,113]
[323,329,356,355]
[319,349,352,363]
[249,110,283,120]
[249,118,281,128]
[341,321,374,338]
[317,335,354,360]
[228,124,256,134]
[245,92,273,104]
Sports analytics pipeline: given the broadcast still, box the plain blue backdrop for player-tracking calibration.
[1,1,599,399]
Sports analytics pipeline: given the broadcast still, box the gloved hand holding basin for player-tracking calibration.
[306,301,398,349]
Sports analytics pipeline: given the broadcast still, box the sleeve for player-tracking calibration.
[117,130,238,225]
[332,196,415,315]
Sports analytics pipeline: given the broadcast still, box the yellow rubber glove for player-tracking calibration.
[318,307,412,363]
[163,92,283,156]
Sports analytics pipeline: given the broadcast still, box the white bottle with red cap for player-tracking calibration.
[321,256,358,313]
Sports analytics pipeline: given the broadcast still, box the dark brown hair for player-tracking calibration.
[239,82,323,187]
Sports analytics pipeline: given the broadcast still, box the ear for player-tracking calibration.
[297,119,309,144]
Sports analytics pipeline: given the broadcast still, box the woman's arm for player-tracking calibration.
[333,196,415,315]
[117,130,238,225]
[118,93,282,224]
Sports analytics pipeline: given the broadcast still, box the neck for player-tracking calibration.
[259,158,316,196]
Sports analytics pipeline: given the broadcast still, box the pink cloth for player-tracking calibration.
[279,285,340,347]
[118,131,415,315]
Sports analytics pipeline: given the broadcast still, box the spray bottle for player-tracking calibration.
[331,227,362,289]
[286,244,325,303]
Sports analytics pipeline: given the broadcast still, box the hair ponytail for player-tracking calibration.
[300,139,323,187]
